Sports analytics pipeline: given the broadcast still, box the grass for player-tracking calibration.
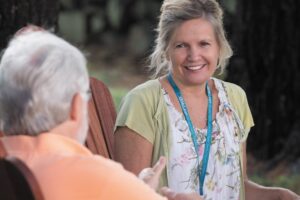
[87,59,147,109]
[109,87,129,110]
[88,65,136,108]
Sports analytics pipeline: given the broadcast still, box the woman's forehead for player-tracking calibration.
[170,18,216,42]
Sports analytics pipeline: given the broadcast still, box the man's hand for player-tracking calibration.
[138,157,204,200]
[138,156,166,190]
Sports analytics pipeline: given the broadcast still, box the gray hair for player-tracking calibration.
[149,0,233,78]
[0,30,89,136]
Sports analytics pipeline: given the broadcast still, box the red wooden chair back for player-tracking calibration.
[0,156,44,200]
[0,139,6,158]
[85,77,116,159]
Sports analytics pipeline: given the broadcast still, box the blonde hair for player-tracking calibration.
[149,0,233,78]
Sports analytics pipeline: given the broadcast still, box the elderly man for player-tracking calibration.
[0,26,201,200]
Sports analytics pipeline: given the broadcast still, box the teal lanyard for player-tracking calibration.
[167,74,213,196]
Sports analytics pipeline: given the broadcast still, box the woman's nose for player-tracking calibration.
[187,46,201,61]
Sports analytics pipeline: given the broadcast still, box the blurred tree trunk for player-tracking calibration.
[227,0,300,164]
[0,0,59,50]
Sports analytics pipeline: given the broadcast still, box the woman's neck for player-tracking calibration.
[168,76,208,98]
[179,83,206,97]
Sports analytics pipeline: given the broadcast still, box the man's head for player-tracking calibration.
[0,26,90,143]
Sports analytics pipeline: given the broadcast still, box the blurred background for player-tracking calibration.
[0,0,299,192]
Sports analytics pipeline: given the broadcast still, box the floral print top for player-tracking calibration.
[164,78,242,200]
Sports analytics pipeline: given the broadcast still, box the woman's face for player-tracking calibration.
[167,18,220,87]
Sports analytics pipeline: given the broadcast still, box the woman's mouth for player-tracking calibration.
[184,64,206,71]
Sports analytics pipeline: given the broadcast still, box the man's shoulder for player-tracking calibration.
[34,155,124,192]
[41,154,123,175]
[37,155,164,200]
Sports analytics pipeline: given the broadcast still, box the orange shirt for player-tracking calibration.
[1,133,166,200]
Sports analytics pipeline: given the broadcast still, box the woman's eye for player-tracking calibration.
[200,42,210,47]
[175,43,186,48]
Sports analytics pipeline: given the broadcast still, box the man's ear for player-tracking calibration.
[69,93,84,122]
[50,93,85,139]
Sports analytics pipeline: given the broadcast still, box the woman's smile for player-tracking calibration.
[184,63,207,71]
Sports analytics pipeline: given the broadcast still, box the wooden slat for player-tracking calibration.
[0,140,7,158]
[85,77,116,159]
[0,156,44,200]
[0,158,17,199]
[7,156,45,200]
[86,98,110,157]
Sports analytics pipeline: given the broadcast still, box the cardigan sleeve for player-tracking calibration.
[115,80,169,187]
[114,81,160,144]
[225,82,254,142]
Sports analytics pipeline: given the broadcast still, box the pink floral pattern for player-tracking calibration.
[164,78,242,200]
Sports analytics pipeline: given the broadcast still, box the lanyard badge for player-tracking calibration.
[167,74,213,196]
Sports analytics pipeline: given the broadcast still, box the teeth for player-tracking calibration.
[185,64,205,71]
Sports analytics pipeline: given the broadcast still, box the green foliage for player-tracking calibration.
[106,0,123,29]
[109,87,128,110]
[87,63,130,109]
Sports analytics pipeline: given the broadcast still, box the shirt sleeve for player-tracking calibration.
[114,86,157,144]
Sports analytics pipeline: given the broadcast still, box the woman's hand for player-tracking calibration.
[278,188,300,200]
[138,156,166,191]
[160,187,204,200]
[245,179,300,200]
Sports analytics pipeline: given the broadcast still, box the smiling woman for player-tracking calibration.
[113,0,300,199]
